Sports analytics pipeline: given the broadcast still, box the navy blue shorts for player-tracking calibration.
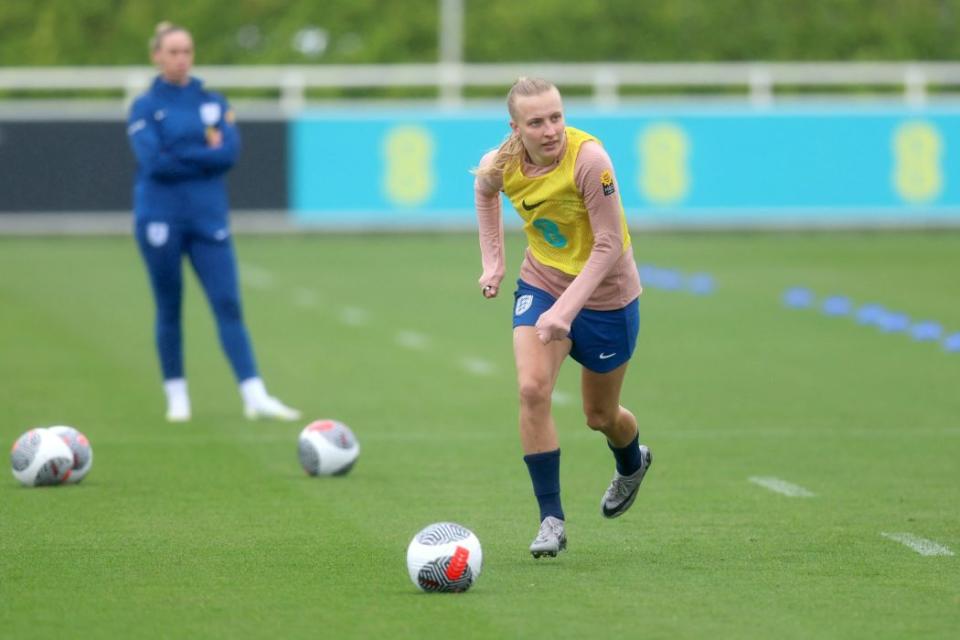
[512,279,639,373]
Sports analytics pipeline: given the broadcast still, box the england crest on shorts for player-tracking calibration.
[515,294,533,316]
[146,222,169,247]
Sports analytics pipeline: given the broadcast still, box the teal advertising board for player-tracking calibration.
[290,105,960,227]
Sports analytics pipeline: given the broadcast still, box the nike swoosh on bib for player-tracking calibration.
[598,352,617,360]
[522,199,546,211]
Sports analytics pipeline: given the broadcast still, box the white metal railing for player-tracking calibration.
[2,62,960,111]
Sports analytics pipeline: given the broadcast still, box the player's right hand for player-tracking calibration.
[534,308,570,344]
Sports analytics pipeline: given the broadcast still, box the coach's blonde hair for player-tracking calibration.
[473,77,558,179]
[150,21,188,52]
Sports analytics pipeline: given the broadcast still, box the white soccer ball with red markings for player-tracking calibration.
[10,428,75,487]
[49,425,93,484]
[406,522,483,593]
[297,419,360,476]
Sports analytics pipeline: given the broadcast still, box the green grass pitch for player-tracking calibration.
[1,231,958,639]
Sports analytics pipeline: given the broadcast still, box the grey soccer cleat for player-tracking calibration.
[529,515,567,559]
[601,445,653,519]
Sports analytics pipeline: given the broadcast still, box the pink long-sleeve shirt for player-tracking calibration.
[475,138,642,323]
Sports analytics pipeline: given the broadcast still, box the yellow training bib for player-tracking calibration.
[503,126,630,275]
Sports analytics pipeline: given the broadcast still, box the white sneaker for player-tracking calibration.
[529,516,567,559]
[164,378,191,422]
[244,395,301,421]
[165,396,191,422]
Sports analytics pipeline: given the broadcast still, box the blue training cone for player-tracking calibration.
[687,273,715,295]
[856,303,886,326]
[877,311,910,333]
[638,264,655,284]
[658,269,683,291]
[821,295,852,316]
[909,321,942,342]
[783,287,814,309]
[943,333,960,353]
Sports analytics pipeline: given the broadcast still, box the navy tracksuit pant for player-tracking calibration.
[135,217,257,382]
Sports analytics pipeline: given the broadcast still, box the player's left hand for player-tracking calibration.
[535,309,570,344]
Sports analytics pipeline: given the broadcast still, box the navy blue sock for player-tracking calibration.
[608,432,643,476]
[523,449,564,522]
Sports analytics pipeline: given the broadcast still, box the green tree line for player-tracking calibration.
[1,0,958,65]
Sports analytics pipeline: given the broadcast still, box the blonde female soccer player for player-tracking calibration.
[473,77,652,558]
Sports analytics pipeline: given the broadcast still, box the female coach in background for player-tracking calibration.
[127,22,299,422]
[473,77,653,558]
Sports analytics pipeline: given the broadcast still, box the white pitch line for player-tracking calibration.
[240,263,274,289]
[461,357,495,376]
[293,288,320,308]
[396,330,429,350]
[339,306,370,326]
[551,390,572,406]
[748,476,815,497]
[881,532,955,557]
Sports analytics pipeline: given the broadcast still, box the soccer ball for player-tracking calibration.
[49,425,93,484]
[406,522,483,593]
[297,419,360,476]
[10,428,75,487]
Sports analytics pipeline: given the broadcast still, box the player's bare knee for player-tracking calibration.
[583,408,616,431]
[518,378,552,408]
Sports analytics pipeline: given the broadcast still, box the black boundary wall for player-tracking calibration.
[0,119,287,213]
